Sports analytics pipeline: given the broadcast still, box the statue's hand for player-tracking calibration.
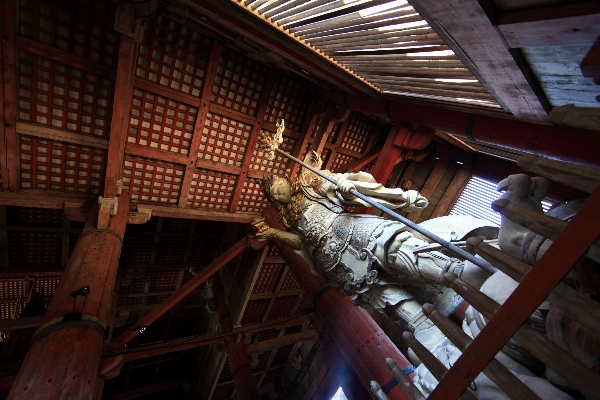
[337,178,356,199]
[255,228,279,241]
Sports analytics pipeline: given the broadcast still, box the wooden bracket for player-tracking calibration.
[98,196,119,229]
[127,205,153,224]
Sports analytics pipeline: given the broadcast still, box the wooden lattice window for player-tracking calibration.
[264,74,308,131]
[197,112,251,166]
[212,48,267,116]
[128,88,197,155]
[186,168,237,209]
[121,155,185,203]
[250,131,295,175]
[19,0,119,67]
[237,178,269,213]
[18,52,115,137]
[137,15,212,96]
[252,263,285,294]
[20,135,106,194]
[340,112,377,153]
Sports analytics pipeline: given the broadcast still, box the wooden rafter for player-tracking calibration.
[1,0,18,191]
[104,28,139,198]
[111,235,253,345]
[228,70,278,213]
[178,40,223,208]
[407,0,551,124]
[337,143,382,173]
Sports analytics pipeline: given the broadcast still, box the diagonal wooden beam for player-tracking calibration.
[111,235,252,345]
[228,70,278,213]
[0,0,18,191]
[104,25,139,198]
[370,124,406,184]
[430,163,471,218]
[408,0,551,124]
[429,185,600,400]
[178,41,223,208]
[336,143,382,173]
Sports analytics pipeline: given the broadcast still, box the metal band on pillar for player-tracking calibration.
[31,314,108,344]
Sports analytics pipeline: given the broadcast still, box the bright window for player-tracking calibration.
[449,176,552,226]
[331,387,349,400]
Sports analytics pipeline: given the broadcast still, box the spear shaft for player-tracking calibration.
[274,148,497,274]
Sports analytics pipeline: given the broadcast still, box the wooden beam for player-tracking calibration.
[109,313,311,362]
[0,0,18,191]
[16,35,117,80]
[408,157,450,222]
[111,235,250,345]
[289,112,320,178]
[0,205,8,269]
[228,70,277,213]
[337,143,382,173]
[246,330,317,354]
[104,377,185,400]
[124,143,188,165]
[406,0,550,124]
[0,316,43,331]
[430,163,471,218]
[177,41,223,208]
[16,122,110,149]
[232,245,269,327]
[429,185,600,400]
[105,16,139,198]
[370,124,405,184]
[133,76,197,106]
[179,0,380,96]
[496,1,600,47]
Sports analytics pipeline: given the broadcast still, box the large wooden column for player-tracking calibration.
[8,194,130,400]
[211,273,260,400]
[263,206,412,400]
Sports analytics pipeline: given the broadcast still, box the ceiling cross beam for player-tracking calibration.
[104,12,140,198]
[178,41,223,208]
[407,0,551,124]
[228,70,278,213]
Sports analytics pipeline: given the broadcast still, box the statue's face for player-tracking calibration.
[270,177,293,206]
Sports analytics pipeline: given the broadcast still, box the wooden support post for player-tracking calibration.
[0,0,18,191]
[111,235,250,345]
[8,194,130,400]
[429,186,600,399]
[430,163,471,218]
[370,125,407,185]
[289,112,319,178]
[212,273,260,400]
[0,206,8,269]
[408,157,450,222]
[178,41,223,208]
[262,206,412,400]
[228,70,277,213]
[104,26,139,198]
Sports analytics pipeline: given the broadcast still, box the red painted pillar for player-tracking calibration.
[263,206,412,400]
[8,194,130,400]
[211,274,260,400]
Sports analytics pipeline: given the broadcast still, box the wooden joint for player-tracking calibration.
[115,1,144,42]
[98,196,119,229]
[127,205,153,224]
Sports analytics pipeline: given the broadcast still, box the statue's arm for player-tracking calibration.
[256,228,303,250]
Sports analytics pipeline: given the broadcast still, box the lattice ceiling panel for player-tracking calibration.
[212,382,234,400]
[343,112,378,154]
[240,298,270,325]
[264,74,310,131]
[19,0,119,68]
[18,52,115,137]
[120,235,154,265]
[237,178,269,213]
[7,206,64,226]
[128,88,197,155]
[186,168,237,210]
[148,270,181,292]
[138,15,212,96]
[252,263,285,294]
[197,113,251,166]
[249,132,295,176]
[121,154,185,203]
[329,152,356,172]
[267,295,297,320]
[155,236,188,264]
[20,135,106,194]
[279,270,301,292]
[8,231,63,266]
[212,48,267,116]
